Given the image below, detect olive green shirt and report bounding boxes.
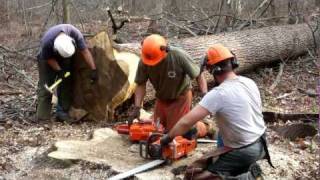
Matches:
[135,46,200,100]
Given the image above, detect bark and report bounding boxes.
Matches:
[73,24,318,121]
[72,32,139,121]
[62,0,70,23]
[115,23,318,73]
[263,111,318,123]
[271,123,317,140]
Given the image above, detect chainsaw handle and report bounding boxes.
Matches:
[139,133,164,160]
[139,141,148,158]
[147,133,163,144]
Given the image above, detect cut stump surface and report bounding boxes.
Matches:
[48,128,212,179]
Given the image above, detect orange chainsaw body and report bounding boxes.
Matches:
[159,136,197,160]
[140,134,197,161]
[115,122,164,142]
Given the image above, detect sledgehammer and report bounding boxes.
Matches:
[44,72,71,94]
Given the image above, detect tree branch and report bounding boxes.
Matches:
[0,44,36,60]
[297,88,318,98]
[214,0,224,33]
[269,63,284,91]
[162,17,198,37]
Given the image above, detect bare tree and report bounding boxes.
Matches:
[62,0,70,23]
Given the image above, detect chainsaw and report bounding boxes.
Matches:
[115,120,165,142]
[108,133,197,180]
[140,133,197,161]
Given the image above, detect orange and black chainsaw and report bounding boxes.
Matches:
[115,120,165,142]
[139,133,197,161]
[109,133,197,180]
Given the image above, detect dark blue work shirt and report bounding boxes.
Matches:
[39,24,86,61]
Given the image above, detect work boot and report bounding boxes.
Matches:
[56,107,82,124]
[56,111,77,124]
[222,163,263,180]
[249,163,263,180]
[30,114,51,124]
[56,104,73,123]
[34,118,50,124]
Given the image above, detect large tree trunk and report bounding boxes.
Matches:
[115,23,318,73]
[72,32,139,121]
[73,24,318,121]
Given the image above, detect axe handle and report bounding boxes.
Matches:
[49,78,63,90]
[48,72,71,90]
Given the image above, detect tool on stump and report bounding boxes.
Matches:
[108,133,197,180]
[140,133,197,161]
[115,119,164,142]
[44,71,71,94]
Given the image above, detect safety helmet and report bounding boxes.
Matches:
[206,44,234,65]
[54,33,75,58]
[141,34,167,66]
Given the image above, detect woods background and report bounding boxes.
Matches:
[0,0,319,179]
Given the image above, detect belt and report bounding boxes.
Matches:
[260,133,275,168]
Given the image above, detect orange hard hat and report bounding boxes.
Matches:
[141,34,167,66]
[206,44,234,65]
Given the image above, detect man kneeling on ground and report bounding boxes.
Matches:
[160,44,274,179]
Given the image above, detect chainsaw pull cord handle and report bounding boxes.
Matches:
[139,141,147,158]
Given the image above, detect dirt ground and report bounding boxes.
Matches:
[0,13,319,180]
[0,51,319,179]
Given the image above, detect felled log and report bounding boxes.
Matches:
[263,111,318,123]
[271,123,317,140]
[73,24,318,121]
[115,23,318,73]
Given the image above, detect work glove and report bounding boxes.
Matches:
[90,69,98,84]
[128,106,141,125]
[160,134,173,147]
[57,70,69,80]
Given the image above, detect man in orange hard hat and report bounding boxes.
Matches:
[196,44,238,147]
[130,34,204,137]
[160,44,273,179]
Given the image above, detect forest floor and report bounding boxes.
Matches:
[0,20,319,179]
[0,52,319,180]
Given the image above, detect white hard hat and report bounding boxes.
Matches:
[54,33,75,58]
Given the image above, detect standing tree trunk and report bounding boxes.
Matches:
[62,0,70,23]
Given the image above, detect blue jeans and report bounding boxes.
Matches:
[208,138,266,176]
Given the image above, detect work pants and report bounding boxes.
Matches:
[154,90,192,131]
[36,58,72,119]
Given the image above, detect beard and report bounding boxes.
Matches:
[213,75,220,87]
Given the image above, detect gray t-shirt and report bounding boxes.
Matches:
[199,76,266,148]
[39,24,87,60]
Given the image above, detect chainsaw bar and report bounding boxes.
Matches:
[108,159,166,180]
[197,139,217,143]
